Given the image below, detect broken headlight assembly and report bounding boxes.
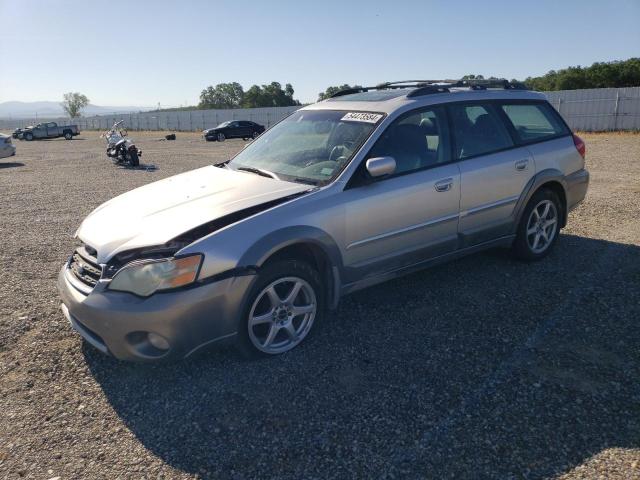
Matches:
[108,254,203,297]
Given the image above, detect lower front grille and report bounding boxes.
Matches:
[69,246,102,288]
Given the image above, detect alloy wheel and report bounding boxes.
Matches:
[526,199,558,254]
[248,276,317,354]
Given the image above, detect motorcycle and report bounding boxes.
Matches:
[101,120,141,167]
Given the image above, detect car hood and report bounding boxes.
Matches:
[77,165,311,263]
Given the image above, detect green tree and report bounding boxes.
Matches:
[524,58,640,91]
[317,84,363,101]
[242,82,300,108]
[61,92,89,118]
[198,82,244,109]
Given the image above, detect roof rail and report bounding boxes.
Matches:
[329,78,527,98]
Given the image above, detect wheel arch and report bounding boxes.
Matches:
[239,226,344,310]
[514,169,569,230]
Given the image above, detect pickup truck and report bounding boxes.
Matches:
[20,122,80,141]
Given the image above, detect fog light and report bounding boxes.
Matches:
[147,332,170,351]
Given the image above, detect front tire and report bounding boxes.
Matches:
[513,189,561,261]
[24,132,33,141]
[128,150,139,167]
[237,260,324,357]
[64,131,72,140]
[217,132,225,142]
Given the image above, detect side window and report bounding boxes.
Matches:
[449,103,513,159]
[501,102,568,142]
[367,107,450,175]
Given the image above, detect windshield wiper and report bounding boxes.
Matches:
[290,177,319,186]
[236,166,278,179]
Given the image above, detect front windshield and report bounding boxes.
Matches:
[217,121,231,128]
[227,110,383,185]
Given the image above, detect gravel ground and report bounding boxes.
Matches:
[0,131,638,479]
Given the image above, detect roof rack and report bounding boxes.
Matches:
[329,78,527,99]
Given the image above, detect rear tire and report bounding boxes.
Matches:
[236,259,324,358]
[64,131,72,140]
[513,189,561,261]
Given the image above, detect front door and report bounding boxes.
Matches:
[342,106,461,284]
[45,123,58,138]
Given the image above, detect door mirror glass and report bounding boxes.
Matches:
[366,156,396,177]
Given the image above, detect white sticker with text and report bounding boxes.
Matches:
[341,112,383,124]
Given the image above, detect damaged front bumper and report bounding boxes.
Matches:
[58,263,255,362]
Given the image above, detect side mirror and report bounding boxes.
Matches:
[366,156,396,178]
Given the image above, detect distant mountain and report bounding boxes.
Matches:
[0,101,152,119]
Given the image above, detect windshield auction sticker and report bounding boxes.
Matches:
[341,112,383,124]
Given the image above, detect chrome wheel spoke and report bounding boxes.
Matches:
[262,325,279,347]
[532,209,540,222]
[541,202,551,220]
[283,323,298,341]
[250,310,274,326]
[292,304,314,316]
[266,286,282,308]
[284,281,302,304]
[527,226,537,236]
[532,234,541,250]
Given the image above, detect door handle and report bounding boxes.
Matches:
[515,159,529,171]
[434,178,453,192]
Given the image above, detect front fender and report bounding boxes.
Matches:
[239,225,343,270]
[239,226,344,309]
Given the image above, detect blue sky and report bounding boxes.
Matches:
[1,0,638,106]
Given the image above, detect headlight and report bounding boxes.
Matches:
[108,254,203,297]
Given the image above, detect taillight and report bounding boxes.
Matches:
[572,133,586,159]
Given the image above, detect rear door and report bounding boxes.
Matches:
[239,121,253,138]
[450,102,536,247]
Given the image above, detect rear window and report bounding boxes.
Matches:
[501,103,568,142]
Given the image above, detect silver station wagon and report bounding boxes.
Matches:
[58,79,589,361]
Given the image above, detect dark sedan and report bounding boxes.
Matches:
[203,120,265,142]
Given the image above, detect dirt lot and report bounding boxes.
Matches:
[0,131,638,479]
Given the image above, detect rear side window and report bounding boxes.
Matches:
[449,104,513,159]
[501,102,568,142]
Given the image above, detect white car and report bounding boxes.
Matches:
[0,134,16,158]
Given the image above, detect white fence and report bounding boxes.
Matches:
[1,87,639,132]
[545,87,640,131]
[0,106,301,132]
